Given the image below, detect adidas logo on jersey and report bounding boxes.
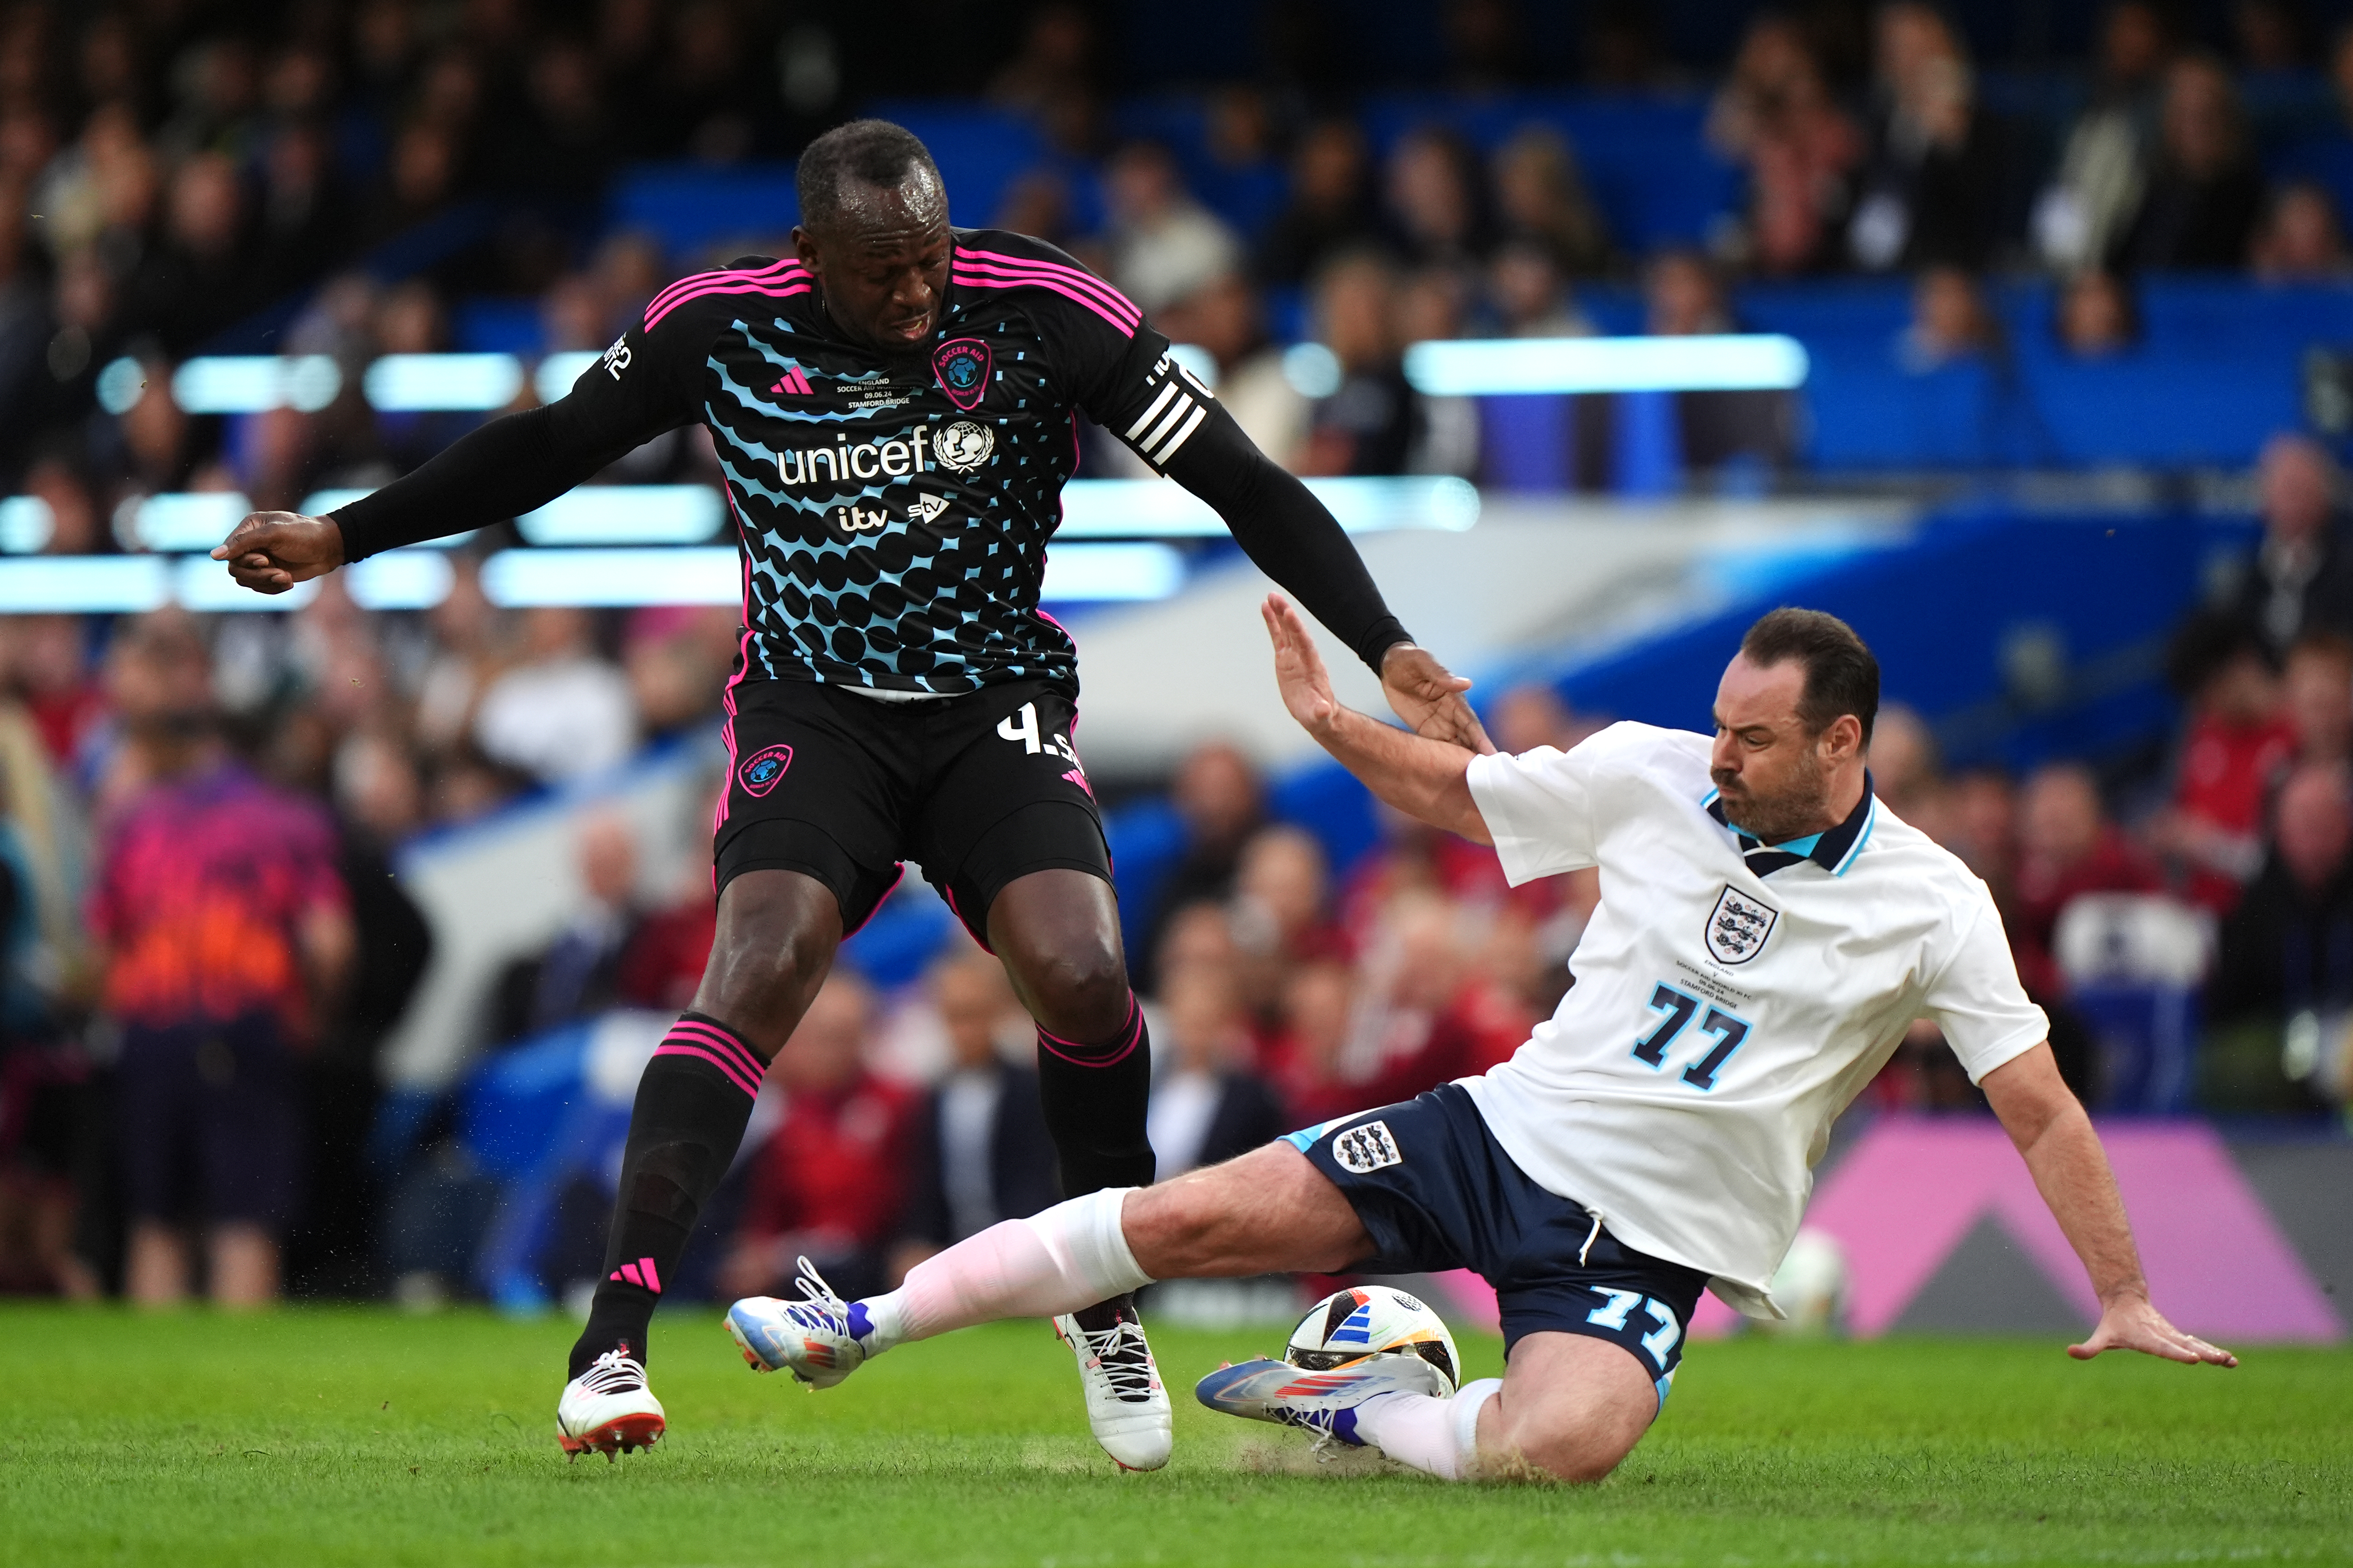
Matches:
[771,365,816,397]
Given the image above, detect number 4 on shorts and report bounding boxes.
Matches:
[997,701,1042,754]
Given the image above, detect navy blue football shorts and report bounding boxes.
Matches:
[1286,1082,1709,1403]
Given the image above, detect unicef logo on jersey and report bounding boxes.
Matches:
[931,338,992,411]
[935,420,995,474]
[1705,885,1779,965]
[737,743,794,798]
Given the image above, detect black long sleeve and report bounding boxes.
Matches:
[329,400,662,561]
[1157,400,1411,673]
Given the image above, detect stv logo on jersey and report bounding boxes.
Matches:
[738,744,793,798]
[932,338,992,411]
[1705,885,1779,965]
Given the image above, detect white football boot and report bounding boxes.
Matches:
[1052,1296,1172,1472]
[1194,1353,1450,1450]
[556,1348,666,1460]
[725,1257,870,1389]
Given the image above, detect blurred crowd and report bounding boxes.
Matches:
[0,0,2351,1310]
[18,2,2353,513]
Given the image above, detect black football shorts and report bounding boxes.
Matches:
[1286,1083,1710,1405]
[713,676,1110,946]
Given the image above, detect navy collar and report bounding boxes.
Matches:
[1705,771,1877,879]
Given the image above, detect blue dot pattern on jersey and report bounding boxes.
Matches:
[699,293,1114,697]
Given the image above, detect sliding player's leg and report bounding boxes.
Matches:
[1193,1085,1701,1483]
[723,1142,1367,1379]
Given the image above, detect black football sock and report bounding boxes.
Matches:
[1036,995,1155,1334]
[568,1013,764,1379]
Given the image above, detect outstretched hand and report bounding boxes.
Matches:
[1380,642,1494,755]
[2069,1295,2236,1368]
[1262,594,1343,737]
[209,512,345,594]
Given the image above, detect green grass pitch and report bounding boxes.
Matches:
[3,1305,2346,1566]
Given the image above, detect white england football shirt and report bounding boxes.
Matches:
[1461,721,2048,1316]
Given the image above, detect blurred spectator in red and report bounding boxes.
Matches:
[1256,117,1380,287]
[721,973,918,1302]
[5,614,101,772]
[1137,740,1263,990]
[1229,823,1345,1047]
[1489,126,1611,279]
[2011,762,2163,999]
[1148,961,1285,1181]
[1350,895,1519,1106]
[1267,959,1358,1124]
[1848,3,2009,272]
[2250,181,2353,282]
[2113,55,2265,272]
[2208,761,2353,1108]
[2151,614,2294,911]
[1099,141,1240,317]
[2054,269,2141,357]
[2283,631,2353,765]
[90,617,353,1307]
[2031,1,2173,273]
[893,952,1056,1272]
[2228,434,2353,659]
[472,606,636,784]
[1709,14,1863,275]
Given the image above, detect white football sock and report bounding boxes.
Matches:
[854,1188,1152,1353]
[1350,1378,1502,1481]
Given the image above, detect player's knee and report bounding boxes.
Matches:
[1489,1396,1647,1485]
[1022,936,1130,1037]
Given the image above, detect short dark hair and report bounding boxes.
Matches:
[1740,607,1880,745]
[795,119,941,234]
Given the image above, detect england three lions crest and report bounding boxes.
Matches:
[1705,885,1779,965]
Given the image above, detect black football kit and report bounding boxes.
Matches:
[333,227,1414,939]
[337,228,1430,1391]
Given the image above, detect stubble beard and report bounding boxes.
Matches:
[1713,747,1830,846]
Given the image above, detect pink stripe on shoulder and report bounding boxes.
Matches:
[951,270,1135,337]
[952,250,1140,324]
[645,278,812,331]
[646,257,802,319]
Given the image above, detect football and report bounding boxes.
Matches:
[1282,1285,1462,1393]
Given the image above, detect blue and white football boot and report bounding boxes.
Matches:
[726,1257,872,1390]
[1195,1354,1451,1449]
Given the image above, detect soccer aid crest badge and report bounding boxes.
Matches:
[738,744,793,798]
[1705,885,1779,965]
[932,339,992,411]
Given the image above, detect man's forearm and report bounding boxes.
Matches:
[331,402,626,562]
[1308,704,1489,843]
[2014,1099,2147,1304]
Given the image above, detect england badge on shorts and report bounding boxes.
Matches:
[1332,1120,1403,1174]
[1705,885,1779,965]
